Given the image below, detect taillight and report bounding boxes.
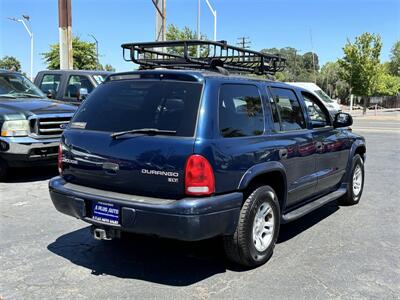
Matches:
[58,143,63,174]
[185,154,215,196]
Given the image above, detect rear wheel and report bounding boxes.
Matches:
[223,185,280,267]
[339,154,364,205]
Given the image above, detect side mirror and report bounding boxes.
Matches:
[333,112,353,128]
[78,88,89,101]
[46,89,56,99]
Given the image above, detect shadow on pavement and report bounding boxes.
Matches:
[278,201,339,243]
[4,166,58,183]
[48,227,228,286]
[47,201,339,286]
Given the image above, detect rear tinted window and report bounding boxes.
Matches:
[71,80,202,137]
[219,84,264,137]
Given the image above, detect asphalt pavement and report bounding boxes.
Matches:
[0,116,399,299]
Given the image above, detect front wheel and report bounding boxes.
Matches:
[223,185,280,267]
[339,154,364,205]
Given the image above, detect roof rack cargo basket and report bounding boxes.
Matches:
[121,40,286,75]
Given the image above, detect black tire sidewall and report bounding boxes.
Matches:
[348,155,364,203]
[0,158,8,180]
[244,186,280,264]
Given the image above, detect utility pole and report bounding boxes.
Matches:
[88,34,99,69]
[237,37,251,49]
[58,0,73,69]
[152,0,166,41]
[8,16,33,80]
[197,0,201,56]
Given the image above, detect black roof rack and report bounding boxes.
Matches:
[121,40,286,75]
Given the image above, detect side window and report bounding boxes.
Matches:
[39,74,61,93]
[301,92,331,128]
[219,84,264,138]
[65,75,94,98]
[269,87,306,132]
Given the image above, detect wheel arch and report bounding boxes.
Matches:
[237,161,287,212]
[342,139,366,185]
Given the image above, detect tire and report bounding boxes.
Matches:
[0,158,8,181]
[339,154,364,206]
[223,185,280,268]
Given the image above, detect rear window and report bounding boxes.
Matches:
[71,80,202,137]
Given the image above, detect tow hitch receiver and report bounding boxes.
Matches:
[91,226,120,240]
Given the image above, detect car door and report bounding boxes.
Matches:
[267,86,318,208]
[300,91,350,195]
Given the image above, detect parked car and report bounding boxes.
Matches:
[0,70,77,179]
[49,41,366,268]
[286,82,341,113]
[34,70,112,105]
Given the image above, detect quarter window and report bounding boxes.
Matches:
[269,87,306,132]
[219,84,264,138]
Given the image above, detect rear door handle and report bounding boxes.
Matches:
[316,142,323,151]
[279,149,288,159]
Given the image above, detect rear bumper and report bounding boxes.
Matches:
[49,177,242,241]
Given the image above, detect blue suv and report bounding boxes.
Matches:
[49,41,366,267]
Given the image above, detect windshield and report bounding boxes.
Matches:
[92,74,107,85]
[0,73,45,98]
[314,90,334,103]
[71,80,202,137]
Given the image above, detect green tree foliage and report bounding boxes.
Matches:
[103,64,115,72]
[374,64,400,96]
[42,36,98,70]
[388,41,400,76]
[0,56,21,71]
[166,24,207,56]
[339,33,382,97]
[261,47,318,82]
[302,51,319,71]
[166,24,198,41]
[339,33,383,112]
[317,61,350,101]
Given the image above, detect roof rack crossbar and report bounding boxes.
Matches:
[121,40,286,75]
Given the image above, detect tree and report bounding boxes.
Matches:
[103,64,115,72]
[317,62,350,102]
[374,64,400,96]
[166,24,207,56]
[388,41,400,76]
[0,56,21,72]
[42,36,98,70]
[260,47,316,82]
[339,32,382,113]
[302,52,319,71]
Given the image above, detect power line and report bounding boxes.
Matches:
[237,37,251,49]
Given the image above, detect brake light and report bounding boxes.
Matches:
[58,143,63,174]
[185,155,215,196]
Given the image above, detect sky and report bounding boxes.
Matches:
[0,0,399,76]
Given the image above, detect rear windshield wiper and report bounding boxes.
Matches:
[111,128,177,139]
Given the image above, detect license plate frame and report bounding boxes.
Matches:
[92,201,120,225]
